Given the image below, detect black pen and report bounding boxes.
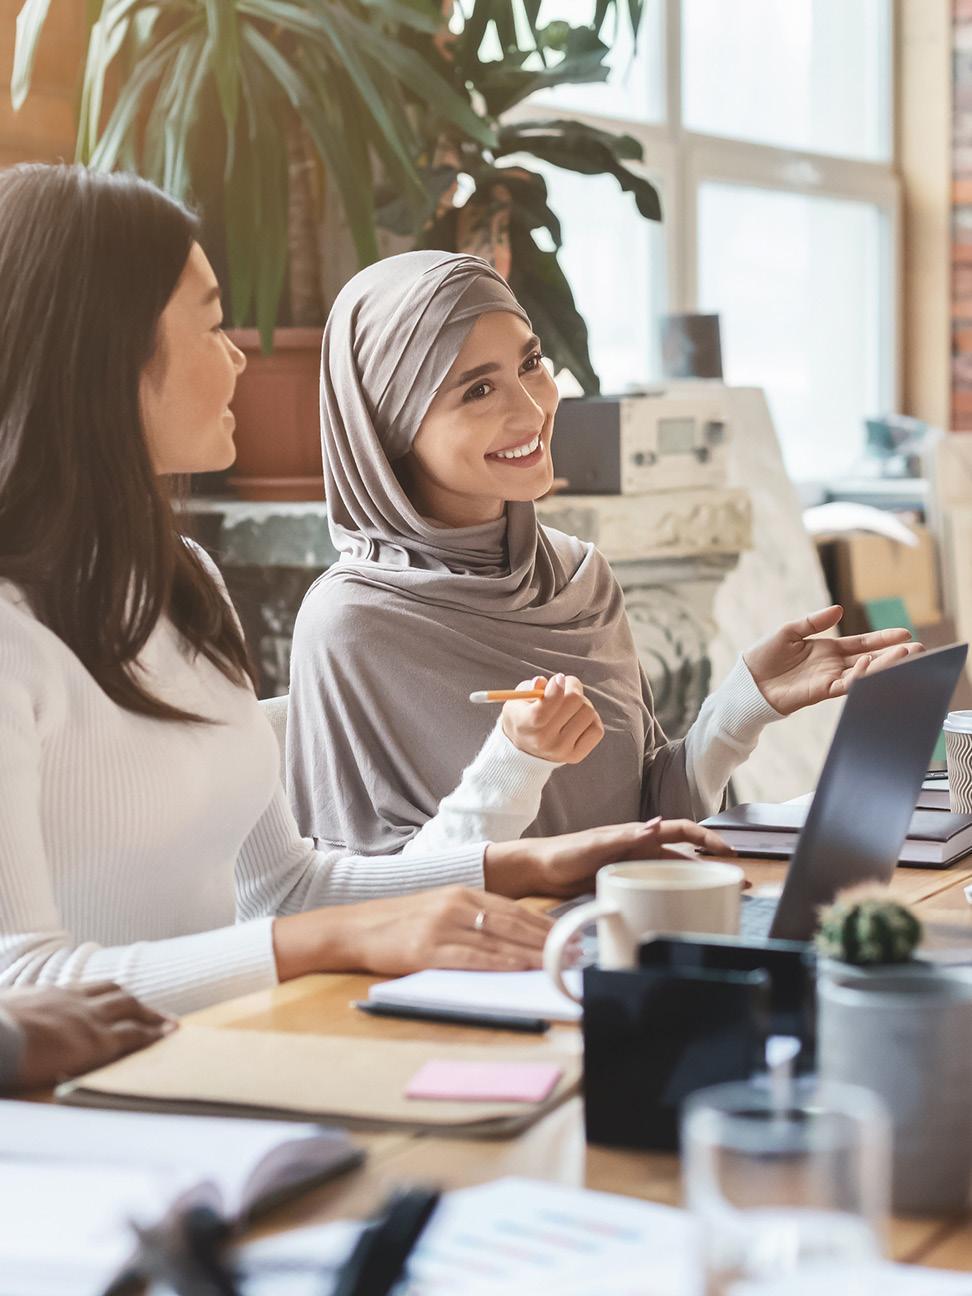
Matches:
[352,999,550,1033]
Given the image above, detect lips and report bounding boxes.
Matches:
[486,432,543,463]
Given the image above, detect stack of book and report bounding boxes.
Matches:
[704,787,972,870]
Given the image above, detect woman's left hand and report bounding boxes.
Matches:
[744,604,923,716]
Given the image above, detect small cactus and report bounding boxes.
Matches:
[815,885,923,966]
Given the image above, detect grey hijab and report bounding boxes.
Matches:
[287,251,694,854]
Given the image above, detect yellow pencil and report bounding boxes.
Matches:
[468,688,546,704]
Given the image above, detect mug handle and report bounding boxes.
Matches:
[543,899,611,1004]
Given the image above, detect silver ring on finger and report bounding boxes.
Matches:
[473,908,488,934]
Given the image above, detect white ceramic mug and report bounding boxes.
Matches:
[544,860,744,1003]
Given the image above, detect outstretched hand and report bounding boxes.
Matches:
[744,605,923,716]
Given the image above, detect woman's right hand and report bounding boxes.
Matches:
[501,674,604,765]
[273,887,553,980]
[2,983,175,1089]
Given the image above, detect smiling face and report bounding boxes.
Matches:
[401,310,559,528]
[139,242,246,476]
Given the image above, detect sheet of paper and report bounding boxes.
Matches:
[369,969,583,1022]
[728,1264,972,1295]
[240,1176,696,1295]
[0,1160,190,1296]
[405,1060,563,1103]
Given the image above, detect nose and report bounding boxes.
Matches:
[227,334,247,376]
[509,375,545,431]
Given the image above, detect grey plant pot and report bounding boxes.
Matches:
[817,965,972,1215]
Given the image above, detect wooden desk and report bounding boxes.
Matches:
[188,857,972,1269]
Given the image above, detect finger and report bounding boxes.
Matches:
[90,990,173,1027]
[556,706,600,750]
[783,605,843,641]
[829,652,871,697]
[653,820,736,855]
[570,720,605,763]
[463,891,553,940]
[104,1021,171,1059]
[836,627,913,654]
[434,944,541,972]
[80,981,124,999]
[543,673,565,701]
[467,910,552,954]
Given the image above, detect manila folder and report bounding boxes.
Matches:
[58,1025,581,1137]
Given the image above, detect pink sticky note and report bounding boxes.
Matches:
[405,1059,563,1103]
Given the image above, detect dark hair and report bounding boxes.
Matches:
[0,164,253,721]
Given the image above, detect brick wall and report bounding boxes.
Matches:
[955,0,972,429]
[0,2,84,166]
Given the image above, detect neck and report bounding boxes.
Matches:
[402,464,504,530]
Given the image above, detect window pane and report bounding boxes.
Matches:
[683,0,891,161]
[525,161,665,392]
[697,182,888,481]
[529,0,664,123]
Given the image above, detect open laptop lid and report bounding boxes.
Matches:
[769,642,968,942]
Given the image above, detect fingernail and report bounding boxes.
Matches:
[162,1019,179,1034]
[644,815,662,829]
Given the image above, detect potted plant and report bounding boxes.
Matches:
[13,0,661,498]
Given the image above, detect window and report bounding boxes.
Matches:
[507,0,898,482]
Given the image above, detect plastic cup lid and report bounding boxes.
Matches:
[944,711,972,735]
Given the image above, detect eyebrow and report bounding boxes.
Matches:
[447,334,542,391]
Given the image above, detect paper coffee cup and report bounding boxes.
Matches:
[944,711,972,813]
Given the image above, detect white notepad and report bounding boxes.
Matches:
[367,968,583,1022]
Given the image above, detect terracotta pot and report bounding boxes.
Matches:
[225,327,324,502]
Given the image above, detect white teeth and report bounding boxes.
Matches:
[492,434,540,461]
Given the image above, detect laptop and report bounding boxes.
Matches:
[741,642,967,942]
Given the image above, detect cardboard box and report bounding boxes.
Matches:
[815,522,942,635]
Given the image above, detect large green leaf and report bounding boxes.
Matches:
[507,218,599,394]
[87,17,203,170]
[295,45,380,265]
[334,6,497,147]
[327,0,442,35]
[292,5,423,188]
[470,164,562,246]
[162,30,211,198]
[11,0,52,111]
[203,0,240,132]
[499,119,662,221]
[473,24,611,116]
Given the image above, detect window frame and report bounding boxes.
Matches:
[506,0,902,478]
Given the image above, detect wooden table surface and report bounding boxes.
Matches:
[189,856,972,1271]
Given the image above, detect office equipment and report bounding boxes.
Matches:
[706,643,967,940]
[582,964,770,1151]
[353,1000,550,1032]
[551,388,730,494]
[58,1025,580,1135]
[638,934,816,1061]
[366,968,582,1023]
[704,802,972,868]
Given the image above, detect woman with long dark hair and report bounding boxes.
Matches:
[0,164,721,1014]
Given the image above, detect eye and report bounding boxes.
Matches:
[210,318,225,334]
[521,350,544,373]
[462,381,493,402]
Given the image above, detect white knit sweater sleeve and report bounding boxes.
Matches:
[401,720,559,854]
[683,656,782,814]
[0,657,278,1015]
[237,784,487,912]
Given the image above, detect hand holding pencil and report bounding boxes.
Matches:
[489,673,605,766]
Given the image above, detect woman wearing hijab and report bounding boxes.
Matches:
[0,166,720,1016]
[287,251,919,859]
